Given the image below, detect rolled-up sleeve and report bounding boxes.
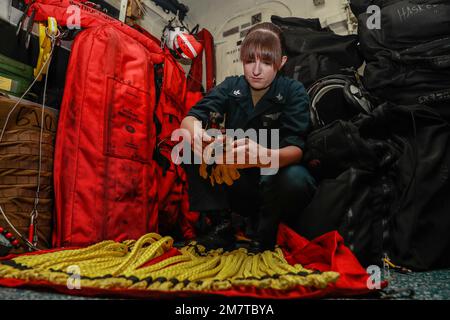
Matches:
[186,77,232,128]
[279,81,310,150]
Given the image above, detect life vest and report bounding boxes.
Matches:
[27,0,198,246]
[25,0,166,247]
[153,49,198,240]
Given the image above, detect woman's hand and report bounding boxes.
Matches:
[180,116,212,160]
[192,128,214,159]
[226,137,272,169]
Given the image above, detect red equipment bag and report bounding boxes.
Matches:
[53,23,163,247]
[156,149,198,240]
[155,50,187,143]
[187,29,216,93]
[154,50,198,239]
[29,0,197,245]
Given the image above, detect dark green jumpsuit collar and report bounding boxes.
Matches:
[226,74,287,124]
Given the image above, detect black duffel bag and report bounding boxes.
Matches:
[270,15,322,30]
[298,102,450,270]
[303,119,395,180]
[271,15,363,88]
[379,103,450,270]
[361,38,450,116]
[349,0,403,17]
[304,99,403,179]
[357,1,450,53]
[292,168,395,267]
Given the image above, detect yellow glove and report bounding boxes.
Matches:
[198,134,240,186]
[198,163,240,186]
[199,162,208,179]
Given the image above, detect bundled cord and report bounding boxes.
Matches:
[0,232,339,292]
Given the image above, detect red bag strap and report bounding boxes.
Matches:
[187,28,216,93]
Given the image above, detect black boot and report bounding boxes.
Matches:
[241,218,276,253]
[195,210,235,251]
[246,239,274,254]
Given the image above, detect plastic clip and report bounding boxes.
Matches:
[34,17,58,81]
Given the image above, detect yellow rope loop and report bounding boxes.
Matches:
[250,254,263,278]
[127,254,191,278]
[230,251,247,278]
[231,250,249,279]
[63,258,123,277]
[182,243,228,258]
[272,275,294,290]
[211,279,232,291]
[261,251,289,275]
[213,254,234,280]
[83,276,133,290]
[0,265,20,278]
[268,248,308,274]
[243,254,256,279]
[128,279,152,290]
[179,243,201,257]
[309,272,340,289]
[24,241,127,270]
[173,256,222,281]
[215,252,246,280]
[188,254,227,282]
[145,257,205,281]
[120,236,174,275]
[36,249,127,272]
[273,247,288,262]
[111,234,169,276]
[256,253,272,277]
[208,248,227,256]
[158,281,176,291]
[13,240,119,267]
[122,239,136,248]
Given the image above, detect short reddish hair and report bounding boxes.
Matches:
[240,22,286,69]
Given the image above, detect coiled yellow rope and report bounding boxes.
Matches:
[0,233,339,292]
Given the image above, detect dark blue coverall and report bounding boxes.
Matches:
[185,74,317,248]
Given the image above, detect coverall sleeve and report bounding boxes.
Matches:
[186,78,232,128]
[279,81,311,150]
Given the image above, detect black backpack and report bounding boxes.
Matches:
[299,103,450,270]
